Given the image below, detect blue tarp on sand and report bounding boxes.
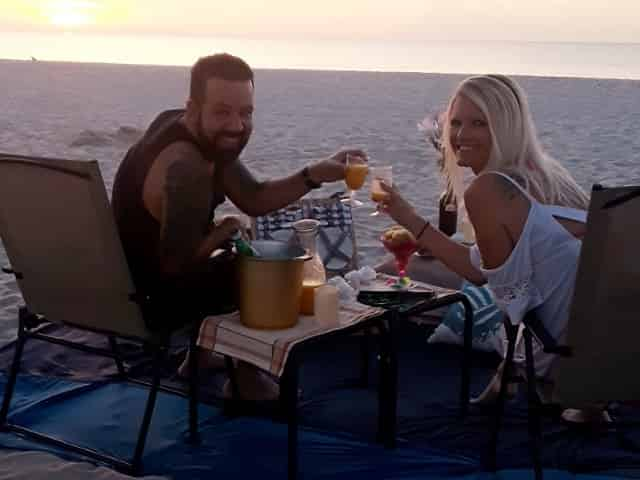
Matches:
[1,320,639,479]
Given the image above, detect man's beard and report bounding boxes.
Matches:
[196,117,250,164]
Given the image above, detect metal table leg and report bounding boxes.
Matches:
[188,325,201,444]
[376,313,398,449]
[460,295,474,418]
[359,328,370,388]
[376,319,388,444]
[484,319,518,471]
[386,312,398,449]
[281,353,299,479]
[524,327,543,480]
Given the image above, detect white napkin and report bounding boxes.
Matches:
[328,266,378,303]
[327,276,358,303]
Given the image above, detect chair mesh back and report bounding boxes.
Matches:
[557,185,640,406]
[0,155,149,340]
[252,196,358,276]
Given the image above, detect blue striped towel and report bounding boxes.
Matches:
[427,281,504,353]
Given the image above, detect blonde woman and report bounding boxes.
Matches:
[381,74,591,410]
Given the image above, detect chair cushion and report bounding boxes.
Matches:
[427,281,504,353]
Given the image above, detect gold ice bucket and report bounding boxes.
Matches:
[237,240,310,329]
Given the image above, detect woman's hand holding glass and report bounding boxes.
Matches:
[369,166,393,216]
[377,181,425,236]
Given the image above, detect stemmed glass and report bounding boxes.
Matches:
[341,154,368,207]
[369,166,393,216]
[381,226,417,289]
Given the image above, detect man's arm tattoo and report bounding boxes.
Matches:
[222,160,265,213]
[160,155,211,271]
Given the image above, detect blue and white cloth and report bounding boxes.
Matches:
[428,281,504,354]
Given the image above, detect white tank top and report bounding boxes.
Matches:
[468,171,586,345]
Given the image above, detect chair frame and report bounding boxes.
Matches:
[482,311,562,480]
[0,153,202,475]
[251,193,359,277]
[467,183,640,480]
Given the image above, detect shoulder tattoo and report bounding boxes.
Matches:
[495,173,521,202]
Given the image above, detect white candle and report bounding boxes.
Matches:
[314,284,339,327]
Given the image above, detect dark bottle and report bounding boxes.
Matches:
[438,189,458,237]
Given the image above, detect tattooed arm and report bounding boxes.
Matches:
[221,160,308,217]
[159,147,240,275]
[465,172,530,271]
[223,149,366,217]
[380,172,528,285]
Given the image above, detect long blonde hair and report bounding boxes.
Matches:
[441,75,588,209]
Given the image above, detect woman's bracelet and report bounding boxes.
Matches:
[415,220,430,241]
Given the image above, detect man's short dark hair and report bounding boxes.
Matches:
[190,53,254,105]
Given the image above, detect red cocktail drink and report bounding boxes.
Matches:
[383,240,417,277]
[381,226,418,288]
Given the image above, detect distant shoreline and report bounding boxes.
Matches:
[1,57,639,82]
[4,30,640,80]
[3,29,640,47]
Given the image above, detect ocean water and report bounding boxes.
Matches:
[1,58,640,338]
[2,32,640,80]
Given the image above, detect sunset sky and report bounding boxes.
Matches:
[2,0,640,43]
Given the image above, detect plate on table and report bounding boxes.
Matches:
[358,274,436,311]
[357,289,436,311]
[361,273,433,292]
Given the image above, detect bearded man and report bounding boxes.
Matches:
[112,53,363,398]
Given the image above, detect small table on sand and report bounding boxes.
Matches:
[196,274,473,479]
[357,274,475,450]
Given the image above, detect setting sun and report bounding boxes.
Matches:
[46,0,97,28]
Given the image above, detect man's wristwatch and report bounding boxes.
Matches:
[301,166,322,190]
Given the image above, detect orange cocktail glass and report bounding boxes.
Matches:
[345,163,369,190]
[342,155,368,207]
[369,165,392,216]
[370,181,389,203]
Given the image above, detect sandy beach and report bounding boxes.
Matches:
[1,59,640,344]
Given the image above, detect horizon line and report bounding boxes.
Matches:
[2,57,639,82]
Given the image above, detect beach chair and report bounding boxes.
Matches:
[252,193,359,277]
[481,183,640,480]
[0,153,202,475]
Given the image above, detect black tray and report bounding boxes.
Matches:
[357,289,436,313]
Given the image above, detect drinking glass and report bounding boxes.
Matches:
[341,154,368,207]
[380,226,417,289]
[369,166,393,216]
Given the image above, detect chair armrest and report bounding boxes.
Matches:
[2,266,23,279]
[523,309,573,357]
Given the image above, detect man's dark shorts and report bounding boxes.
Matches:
[142,253,238,332]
